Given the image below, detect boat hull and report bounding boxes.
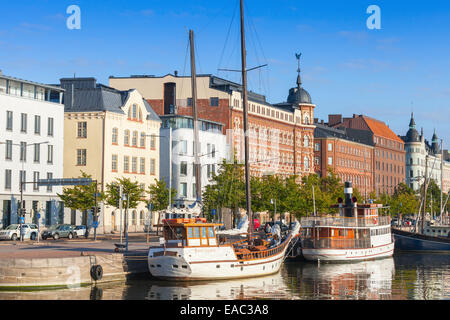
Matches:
[302,242,395,262]
[393,229,450,252]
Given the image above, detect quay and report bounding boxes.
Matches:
[0,233,156,290]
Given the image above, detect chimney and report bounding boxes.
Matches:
[0,69,3,76]
[174,71,178,77]
[344,182,356,218]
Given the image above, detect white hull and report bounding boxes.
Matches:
[148,237,295,281]
[302,241,395,262]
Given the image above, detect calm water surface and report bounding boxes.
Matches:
[1,253,449,300]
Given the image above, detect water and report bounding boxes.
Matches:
[1,253,449,300]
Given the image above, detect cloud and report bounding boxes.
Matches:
[338,30,369,43]
[19,22,51,32]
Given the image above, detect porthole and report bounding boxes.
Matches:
[157,265,162,268]
[182,265,188,269]
[216,265,221,269]
[173,265,179,269]
[150,265,155,268]
[241,267,244,271]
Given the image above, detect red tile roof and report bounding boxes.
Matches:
[362,116,403,143]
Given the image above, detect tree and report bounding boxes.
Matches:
[202,158,245,226]
[104,177,144,210]
[146,178,177,211]
[58,171,103,219]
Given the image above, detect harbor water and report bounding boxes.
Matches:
[0,252,449,300]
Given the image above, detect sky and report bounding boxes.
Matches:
[0,0,449,149]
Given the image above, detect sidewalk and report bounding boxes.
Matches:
[0,234,160,259]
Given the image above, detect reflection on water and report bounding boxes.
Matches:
[1,253,449,300]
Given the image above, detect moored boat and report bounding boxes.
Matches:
[148,218,300,281]
[300,182,395,262]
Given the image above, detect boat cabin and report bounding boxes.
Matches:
[159,218,223,248]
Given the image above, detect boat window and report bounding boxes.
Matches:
[193,227,200,238]
[188,227,193,238]
[208,227,215,238]
[201,227,207,238]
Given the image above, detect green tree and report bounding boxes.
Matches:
[147,178,177,211]
[202,157,245,226]
[58,171,103,217]
[104,177,144,210]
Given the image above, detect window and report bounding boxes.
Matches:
[46,173,53,192]
[315,143,320,152]
[187,98,193,107]
[6,111,13,131]
[112,155,118,172]
[20,142,27,162]
[21,113,27,133]
[179,140,188,155]
[328,143,333,152]
[140,158,145,174]
[77,149,86,166]
[77,121,86,138]
[5,169,12,190]
[5,140,13,160]
[47,145,53,164]
[304,135,310,148]
[33,172,40,191]
[180,183,187,197]
[150,159,156,175]
[304,157,310,170]
[48,118,54,137]
[34,143,40,163]
[150,135,156,149]
[124,156,130,172]
[19,171,26,191]
[34,115,41,135]
[124,130,130,146]
[132,157,138,173]
[112,128,118,144]
[180,161,187,176]
[140,132,146,148]
[132,131,138,147]
[210,97,219,107]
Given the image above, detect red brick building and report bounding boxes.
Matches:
[328,114,406,196]
[314,123,375,199]
[109,70,317,178]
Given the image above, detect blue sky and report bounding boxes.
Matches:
[1,0,449,148]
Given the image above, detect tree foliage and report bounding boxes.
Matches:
[104,177,144,209]
[58,171,103,212]
[147,178,177,211]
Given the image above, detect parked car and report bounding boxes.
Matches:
[42,224,75,240]
[0,224,39,241]
[73,225,87,238]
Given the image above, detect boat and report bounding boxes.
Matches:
[148,217,300,280]
[299,182,395,262]
[148,2,301,280]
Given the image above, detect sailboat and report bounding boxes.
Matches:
[147,0,300,281]
[393,144,450,252]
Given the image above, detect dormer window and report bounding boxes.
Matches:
[128,104,143,122]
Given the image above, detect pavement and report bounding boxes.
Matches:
[0,232,161,259]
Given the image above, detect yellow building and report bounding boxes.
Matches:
[60,78,161,234]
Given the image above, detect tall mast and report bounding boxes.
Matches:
[240,0,253,241]
[440,139,444,220]
[189,30,202,205]
[422,155,429,234]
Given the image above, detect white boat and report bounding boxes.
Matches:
[300,182,395,262]
[148,218,300,281]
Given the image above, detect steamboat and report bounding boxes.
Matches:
[300,182,395,262]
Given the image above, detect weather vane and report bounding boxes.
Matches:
[295,53,302,73]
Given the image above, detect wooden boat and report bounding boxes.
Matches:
[300,182,395,262]
[148,218,300,280]
[392,227,450,252]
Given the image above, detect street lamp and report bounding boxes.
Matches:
[1,141,49,242]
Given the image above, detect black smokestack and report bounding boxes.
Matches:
[344,182,354,217]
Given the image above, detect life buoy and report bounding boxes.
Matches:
[90,265,103,281]
[373,217,378,224]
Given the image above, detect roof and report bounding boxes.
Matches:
[0,73,64,92]
[362,116,404,143]
[314,124,374,147]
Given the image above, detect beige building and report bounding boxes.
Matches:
[60,78,161,234]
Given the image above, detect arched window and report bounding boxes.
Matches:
[304,114,310,125]
[132,104,137,119]
[138,109,142,121]
[304,157,310,171]
[140,211,145,225]
[132,210,137,226]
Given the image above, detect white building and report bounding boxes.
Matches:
[159,115,229,207]
[0,71,65,229]
[403,113,449,193]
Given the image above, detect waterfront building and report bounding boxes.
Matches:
[159,115,228,207]
[313,122,375,199]
[59,78,161,233]
[109,60,316,180]
[0,71,65,229]
[401,113,450,194]
[328,114,406,196]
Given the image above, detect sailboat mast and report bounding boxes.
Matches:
[422,155,429,234]
[240,0,253,241]
[189,30,202,205]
